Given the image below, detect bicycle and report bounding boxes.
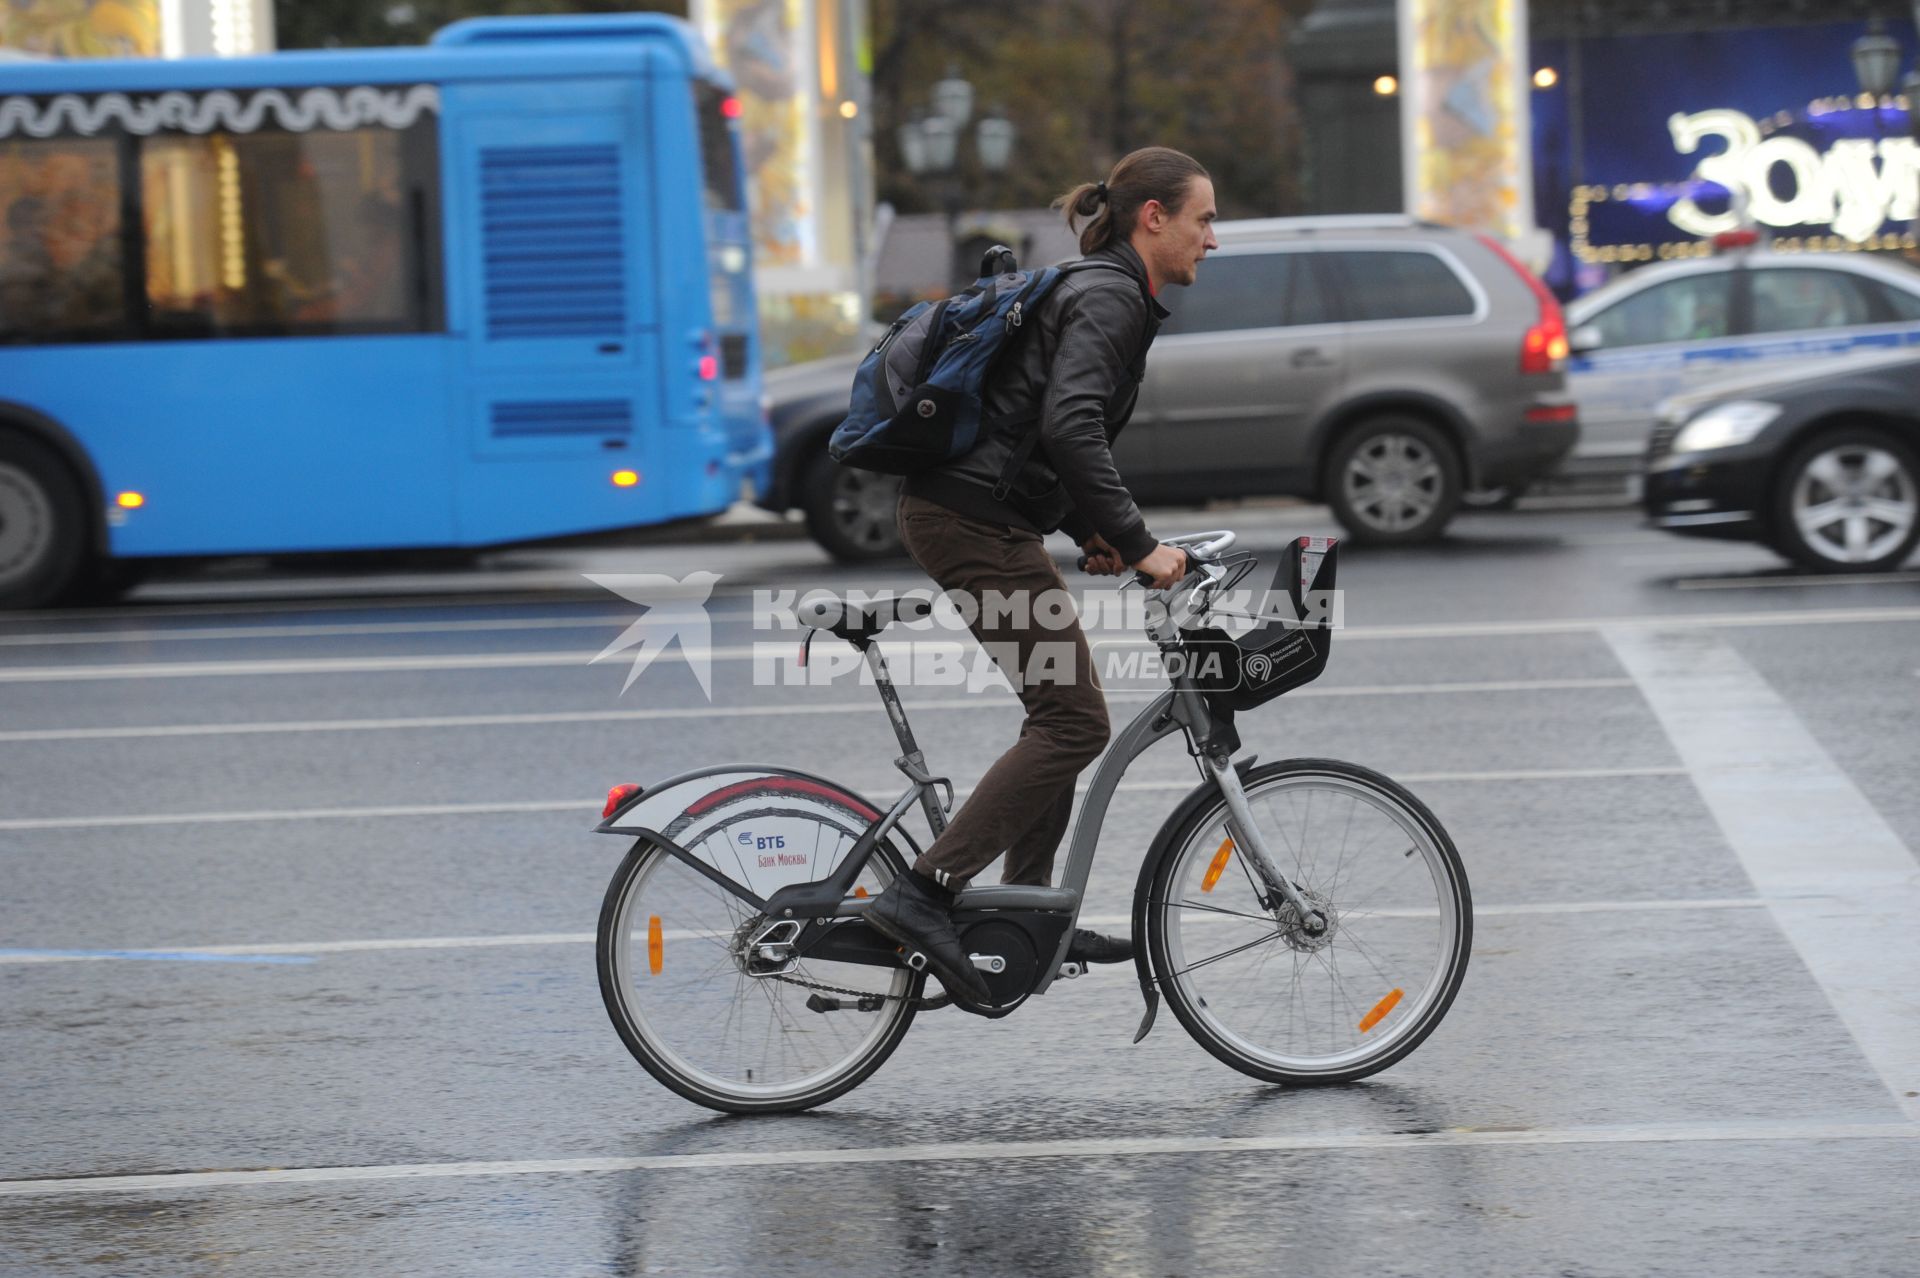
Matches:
[593,530,1472,1113]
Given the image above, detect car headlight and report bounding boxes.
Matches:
[1671,401,1782,454]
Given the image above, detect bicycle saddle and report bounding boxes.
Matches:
[797,593,932,643]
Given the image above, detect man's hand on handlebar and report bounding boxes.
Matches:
[1078,534,1128,577]
[1133,543,1189,591]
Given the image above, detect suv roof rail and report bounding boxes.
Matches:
[1218,214,1443,235]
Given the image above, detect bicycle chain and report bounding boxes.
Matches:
[763,966,950,1009]
[732,915,949,1007]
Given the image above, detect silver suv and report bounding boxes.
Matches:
[763,215,1578,556]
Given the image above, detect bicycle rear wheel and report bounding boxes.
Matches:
[597,783,919,1113]
[1144,758,1470,1085]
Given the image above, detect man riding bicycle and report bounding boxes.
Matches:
[863,146,1220,1003]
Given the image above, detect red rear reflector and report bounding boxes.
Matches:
[698,354,719,381]
[721,96,742,119]
[603,783,642,819]
[1478,233,1567,375]
[1525,403,1578,424]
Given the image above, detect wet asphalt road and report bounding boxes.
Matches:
[2,501,1918,1277]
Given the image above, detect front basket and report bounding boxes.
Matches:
[1185,536,1338,713]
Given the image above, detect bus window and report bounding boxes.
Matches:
[141,110,440,337]
[0,136,125,342]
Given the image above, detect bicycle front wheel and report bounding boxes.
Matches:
[597,785,919,1114]
[1145,758,1470,1085]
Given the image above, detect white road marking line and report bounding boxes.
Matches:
[0,799,595,832]
[0,767,1687,832]
[0,614,641,647]
[1675,572,1920,591]
[2,606,1915,683]
[0,898,1769,966]
[1,1121,1911,1197]
[1606,627,1920,1124]
[0,679,1635,744]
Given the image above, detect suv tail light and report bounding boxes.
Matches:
[1477,234,1567,375]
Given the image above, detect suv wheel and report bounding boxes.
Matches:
[1771,427,1920,573]
[801,448,905,562]
[1326,415,1462,544]
[0,433,86,609]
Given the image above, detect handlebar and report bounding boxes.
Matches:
[1075,529,1237,590]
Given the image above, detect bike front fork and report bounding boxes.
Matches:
[1202,754,1328,935]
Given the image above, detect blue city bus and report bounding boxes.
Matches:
[0,14,770,607]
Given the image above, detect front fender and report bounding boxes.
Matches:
[1127,757,1260,1042]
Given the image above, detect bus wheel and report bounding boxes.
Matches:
[0,434,87,610]
[801,449,905,562]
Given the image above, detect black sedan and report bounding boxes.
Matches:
[1642,350,1920,572]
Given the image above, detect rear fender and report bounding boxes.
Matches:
[597,764,916,907]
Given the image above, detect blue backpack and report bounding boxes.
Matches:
[829,248,1112,478]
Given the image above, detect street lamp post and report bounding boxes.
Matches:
[896,68,1014,288]
[1854,17,1920,254]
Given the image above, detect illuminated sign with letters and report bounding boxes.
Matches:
[1532,21,1920,289]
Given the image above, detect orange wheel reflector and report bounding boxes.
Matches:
[647,915,664,975]
[1201,837,1235,893]
[1358,988,1404,1033]
[854,886,869,898]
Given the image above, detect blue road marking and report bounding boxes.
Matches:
[0,949,315,964]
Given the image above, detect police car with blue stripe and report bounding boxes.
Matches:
[1563,238,1920,485]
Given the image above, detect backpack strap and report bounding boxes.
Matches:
[988,261,1141,502]
[990,419,1043,502]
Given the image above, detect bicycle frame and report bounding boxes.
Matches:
[598,540,1326,1000]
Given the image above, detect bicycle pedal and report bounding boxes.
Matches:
[897,947,929,973]
[1055,961,1087,980]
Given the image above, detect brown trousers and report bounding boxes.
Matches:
[896,493,1111,887]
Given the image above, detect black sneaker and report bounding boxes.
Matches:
[863,872,992,1003]
[1065,928,1133,964]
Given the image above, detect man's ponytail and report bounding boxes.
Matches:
[1052,148,1208,256]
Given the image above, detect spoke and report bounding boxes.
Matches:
[1337,926,1413,994]
[1797,497,1850,531]
[1166,928,1287,980]
[1806,452,1849,492]
[1845,514,1872,560]
[1860,449,1901,486]
[1864,497,1914,528]
[1160,897,1281,924]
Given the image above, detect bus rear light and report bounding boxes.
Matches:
[116,491,145,509]
[603,783,643,818]
[721,96,742,119]
[698,354,719,381]
[1477,234,1568,375]
[611,469,640,488]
